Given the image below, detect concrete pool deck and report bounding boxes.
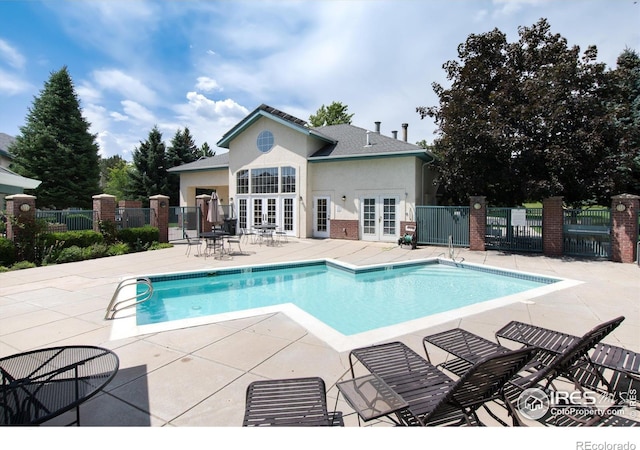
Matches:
[0,237,638,429]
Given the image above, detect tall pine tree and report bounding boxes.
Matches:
[129,126,169,206]
[9,66,100,209]
[166,127,198,205]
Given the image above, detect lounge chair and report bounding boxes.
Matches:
[495,317,638,404]
[242,377,343,426]
[424,316,625,393]
[348,341,538,426]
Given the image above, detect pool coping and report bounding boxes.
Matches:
[108,257,582,352]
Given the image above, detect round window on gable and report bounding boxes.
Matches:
[256,130,274,153]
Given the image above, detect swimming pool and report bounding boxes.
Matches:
[109,258,580,351]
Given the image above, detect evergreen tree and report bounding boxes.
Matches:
[99,155,126,190]
[9,66,100,209]
[129,126,169,206]
[166,127,198,205]
[309,101,354,127]
[199,141,215,158]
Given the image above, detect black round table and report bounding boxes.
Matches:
[0,345,119,426]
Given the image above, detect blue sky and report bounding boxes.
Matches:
[0,0,638,160]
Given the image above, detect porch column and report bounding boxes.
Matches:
[610,194,640,263]
[150,195,170,243]
[469,196,486,251]
[543,196,564,257]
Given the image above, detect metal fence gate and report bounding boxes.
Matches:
[485,207,543,253]
[563,208,611,258]
[168,206,200,242]
[415,206,470,247]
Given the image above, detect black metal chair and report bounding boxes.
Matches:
[349,341,538,426]
[242,377,343,426]
[183,233,202,257]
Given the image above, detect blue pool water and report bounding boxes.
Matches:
[137,261,557,336]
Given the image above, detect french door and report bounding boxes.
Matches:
[239,197,295,235]
[360,195,399,241]
[313,196,330,238]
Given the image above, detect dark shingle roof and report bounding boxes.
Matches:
[310,124,433,161]
[167,152,229,173]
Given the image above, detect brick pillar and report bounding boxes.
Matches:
[93,194,116,232]
[610,194,640,263]
[469,196,486,251]
[5,194,36,241]
[150,195,170,243]
[543,196,564,257]
[196,194,211,233]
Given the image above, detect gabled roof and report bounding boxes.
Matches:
[216,104,335,149]
[309,124,435,162]
[167,152,229,173]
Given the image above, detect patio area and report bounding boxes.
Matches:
[1,237,638,435]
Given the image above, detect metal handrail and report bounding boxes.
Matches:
[104,277,153,320]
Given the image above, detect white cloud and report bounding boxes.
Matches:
[110,112,129,122]
[92,69,157,105]
[0,69,32,95]
[195,76,222,93]
[121,100,156,125]
[0,39,26,69]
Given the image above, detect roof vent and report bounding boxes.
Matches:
[402,123,408,142]
[392,130,398,139]
[374,121,381,133]
[365,131,372,147]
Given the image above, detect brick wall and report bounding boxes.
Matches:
[469,196,486,251]
[329,219,359,240]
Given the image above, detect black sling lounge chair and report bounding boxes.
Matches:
[348,341,538,426]
[242,377,343,426]
[495,317,638,404]
[424,317,626,392]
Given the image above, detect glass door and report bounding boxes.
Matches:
[313,196,330,238]
[360,196,399,241]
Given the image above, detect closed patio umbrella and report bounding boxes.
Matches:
[207,192,224,225]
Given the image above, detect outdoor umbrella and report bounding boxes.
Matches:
[207,192,224,225]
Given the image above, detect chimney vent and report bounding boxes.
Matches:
[374,121,381,133]
[402,123,408,142]
[365,131,371,147]
[392,130,398,139]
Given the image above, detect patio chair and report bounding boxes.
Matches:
[425,317,625,393]
[242,377,343,426]
[494,317,637,403]
[184,233,202,257]
[348,341,538,426]
[225,234,243,255]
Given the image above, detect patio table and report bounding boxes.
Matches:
[0,346,119,426]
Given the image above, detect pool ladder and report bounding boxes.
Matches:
[104,277,153,320]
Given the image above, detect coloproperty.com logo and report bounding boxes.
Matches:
[516,387,637,421]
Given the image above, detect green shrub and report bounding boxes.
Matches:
[0,265,9,273]
[82,243,109,260]
[117,226,159,250]
[0,237,16,266]
[9,261,37,270]
[107,243,130,256]
[41,230,104,249]
[54,246,86,264]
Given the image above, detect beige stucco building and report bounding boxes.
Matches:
[168,104,438,242]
